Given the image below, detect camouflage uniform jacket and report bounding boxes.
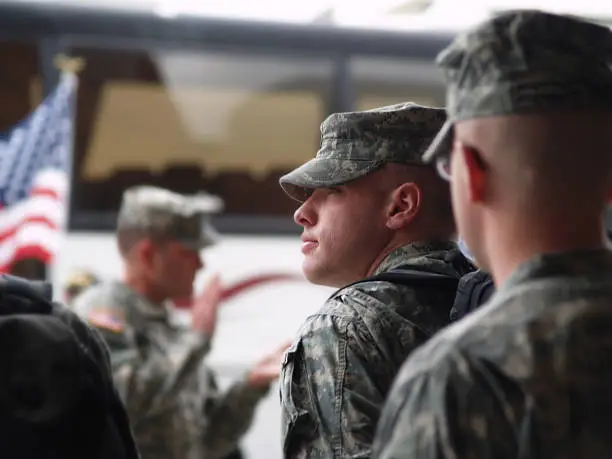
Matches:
[279,242,473,458]
[73,281,268,459]
[373,249,612,459]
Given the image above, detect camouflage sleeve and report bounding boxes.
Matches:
[73,290,212,427]
[199,378,269,458]
[372,350,520,459]
[280,305,407,459]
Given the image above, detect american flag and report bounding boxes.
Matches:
[0,72,77,272]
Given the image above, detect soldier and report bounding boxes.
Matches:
[277,103,474,458]
[372,10,612,458]
[0,274,140,459]
[73,185,287,459]
[63,268,100,305]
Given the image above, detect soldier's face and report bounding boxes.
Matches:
[150,241,203,298]
[293,176,390,287]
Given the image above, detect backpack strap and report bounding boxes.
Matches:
[450,270,495,322]
[330,264,460,300]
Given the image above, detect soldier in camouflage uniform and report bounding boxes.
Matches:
[73,185,287,459]
[63,268,100,305]
[373,10,612,459]
[277,103,474,458]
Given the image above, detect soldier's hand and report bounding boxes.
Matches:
[191,273,223,337]
[245,341,291,389]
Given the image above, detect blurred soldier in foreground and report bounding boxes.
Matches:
[0,275,140,459]
[278,103,474,458]
[73,186,287,459]
[373,10,612,459]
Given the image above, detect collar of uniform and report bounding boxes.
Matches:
[499,248,612,293]
[373,241,460,276]
[116,282,170,322]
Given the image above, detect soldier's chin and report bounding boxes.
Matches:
[173,287,195,303]
[302,261,320,284]
[302,260,333,287]
[173,297,193,309]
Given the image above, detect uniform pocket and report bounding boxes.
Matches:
[280,339,317,456]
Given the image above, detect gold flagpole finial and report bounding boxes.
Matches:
[53,54,86,74]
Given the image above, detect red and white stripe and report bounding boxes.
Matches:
[0,169,68,272]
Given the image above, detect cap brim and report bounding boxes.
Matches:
[179,221,220,251]
[188,193,224,214]
[422,120,454,164]
[279,157,380,202]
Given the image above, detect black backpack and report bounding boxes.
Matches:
[0,274,139,459]
[334,265,493,325]
[449,269,495,322]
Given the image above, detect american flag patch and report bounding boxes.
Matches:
[87,308,125,333]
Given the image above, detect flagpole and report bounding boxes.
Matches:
[53,54,86,76]
[48,54,84,289]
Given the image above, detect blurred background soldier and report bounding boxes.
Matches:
[73,185,287,459]
[63,268,101,306]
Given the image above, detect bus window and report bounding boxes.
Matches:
[350,57,445,111]
[0,41,41,131]
[70,47,333,227]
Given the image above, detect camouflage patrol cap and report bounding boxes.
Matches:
[279,102,446,202]
[117,186,224,251]
[423,9,612,163]
[64,269,100,298]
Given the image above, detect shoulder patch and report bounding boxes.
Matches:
[87,307,125,333]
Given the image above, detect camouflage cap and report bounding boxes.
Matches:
[64,269,100,291]
[117,186,224,251]
[279,102,446,202]
[64,268,100,302]
[423,9,612,163]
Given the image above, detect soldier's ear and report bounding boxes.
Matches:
[135,238,157,269]
[386,182,421,230]
[458,142,487,203]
